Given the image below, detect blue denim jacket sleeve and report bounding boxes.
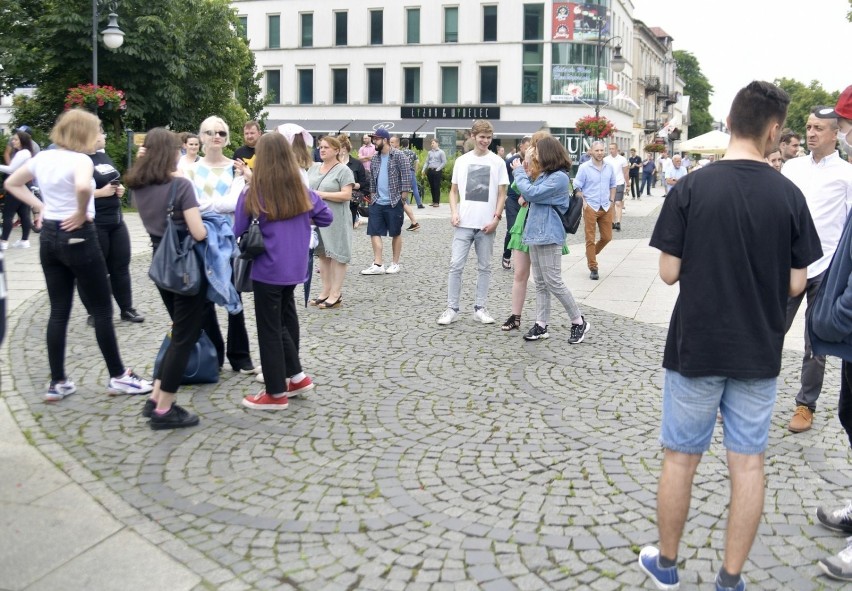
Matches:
[515,169,570,246]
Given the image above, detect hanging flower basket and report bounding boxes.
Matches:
[643,143,665,153]
[575,115,616,139]
[64,84,127,112]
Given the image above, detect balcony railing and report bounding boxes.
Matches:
[642,76,660,94]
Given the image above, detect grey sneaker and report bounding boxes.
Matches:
[818,500,852,533]
[819,536,852,581]
[45,380,77,402]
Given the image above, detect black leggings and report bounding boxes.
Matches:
[95,220,134,312]
[1,194,31,241]
[157,285,208,393]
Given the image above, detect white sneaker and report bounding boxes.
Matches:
[0,241,7,251]
[256,372,265,383]
[12,240,30,249]
[361,263,386,275]
[437,308,459,325]
[45,379,77,402]
[108,369,154,396]
[473,308,495,324]
[386,263,400,274]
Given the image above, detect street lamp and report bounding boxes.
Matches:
[92,1,125,88]
[578,8,626,118]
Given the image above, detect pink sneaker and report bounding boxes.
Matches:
[287,375,315,397]
[242,391,289,410]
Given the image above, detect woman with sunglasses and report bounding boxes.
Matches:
[183,116,258,375]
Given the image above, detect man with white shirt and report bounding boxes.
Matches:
[782,105,852,433]
[665,155,688,190]
[603,143,629,231]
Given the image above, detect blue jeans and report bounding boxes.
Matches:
[640,172,653,195]
[660,369,777,455]
[409,170,422,207]
[40,221,124,381]
[446,227,495,310]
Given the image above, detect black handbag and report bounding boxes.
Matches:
[552,184,583,235]
[153,329,219,385]
[233,255,253,293]
[239,217,265,259]
[148,181,202,295]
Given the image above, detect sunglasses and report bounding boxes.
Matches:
[204,130,228,138]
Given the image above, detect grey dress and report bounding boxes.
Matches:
[308,163,355,264]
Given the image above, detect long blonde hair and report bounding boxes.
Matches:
[245,133,312,221]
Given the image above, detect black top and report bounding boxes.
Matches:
[345,157,369,196]
[628,155,642,177]
[90,151,122,225]
[650,160,822,379]
[506,154,522,199]
[233,145,256,168]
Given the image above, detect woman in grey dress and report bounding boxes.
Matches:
[307,136,355,309]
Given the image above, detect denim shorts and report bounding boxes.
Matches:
[660,369,777,455]
[366,202,404,237]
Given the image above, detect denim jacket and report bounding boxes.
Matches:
[196,212,242,315]
[514,168,570,246]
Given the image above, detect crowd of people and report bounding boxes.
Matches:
[5,81,852,587]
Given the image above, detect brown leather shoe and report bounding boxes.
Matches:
[788,405,814,433]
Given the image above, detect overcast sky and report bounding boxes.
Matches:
[633,0,851,122]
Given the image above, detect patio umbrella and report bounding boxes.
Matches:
[678,130,731,155]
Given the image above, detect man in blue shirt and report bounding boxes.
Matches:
[573,140,616,280]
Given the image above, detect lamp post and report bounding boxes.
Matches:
[577,8,626,118]
[92,0,125,88]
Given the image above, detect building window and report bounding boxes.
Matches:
[334,11,347,46]
[483,5,497,42]
[406,8,420,44]
[237,16,247,40]
[523,4,544,40]
[522,43,543,103]
[332,69,348,105]
[367,68,383,104]
[300,13,313,48]
[268,15,280,49]
[444,7,458,43]
[370,10,383,45]
[266,70,280,104]
[403,67,420,104]
[298,69,313,105]
[441,66,458,104]
[480,66,497,103]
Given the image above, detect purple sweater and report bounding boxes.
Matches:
[234,189,332,286]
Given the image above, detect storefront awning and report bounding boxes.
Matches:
[491,120,548,136]
[265,119,352,135]
[339,119,429,135]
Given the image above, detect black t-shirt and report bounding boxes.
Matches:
[650,160,822,379]
[90,151,122,223]
[233,145,256,168]
[628,155,642,177]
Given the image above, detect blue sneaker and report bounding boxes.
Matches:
[715,573,746,591]
[638,546,679,590]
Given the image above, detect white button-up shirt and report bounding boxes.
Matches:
[782,151,852,278]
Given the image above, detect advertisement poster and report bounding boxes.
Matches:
[550,64,603,103]
[551,2,609,42]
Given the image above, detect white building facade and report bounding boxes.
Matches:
[232,0,687,160]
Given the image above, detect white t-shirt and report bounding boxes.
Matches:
[26,150,96,221]
[782,150,852,278]
[451,150,509,229]
[603,154,628,186]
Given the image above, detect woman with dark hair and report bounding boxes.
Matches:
[0,130,35,249]
[337,134,368,228]
[177,133,201,175]
[511,136,589,344]
[235,133,332,409]
[125,128,208,429]
[3,110,153,401]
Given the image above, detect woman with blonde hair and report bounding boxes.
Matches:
[3,110,153,401]
[235,133,332,409]
[307,135,355,309]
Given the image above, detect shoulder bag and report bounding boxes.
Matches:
[552,180,583,235]
[153,329,219,385]
[148,181,202,295]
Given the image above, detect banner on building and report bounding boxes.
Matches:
[551,2,609,42]
[550,64,606,104]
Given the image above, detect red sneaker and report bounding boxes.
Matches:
[242,391,289,410]
[287,375,315,397]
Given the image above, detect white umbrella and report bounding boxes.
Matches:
[678,130,730,155]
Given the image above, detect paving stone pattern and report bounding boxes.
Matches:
[6,213,852,590]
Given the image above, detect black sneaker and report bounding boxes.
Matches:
[142,398,156,418]
[523,323,549,341]
[120,308,145,323]
[590,269,599,280]
[149,404,200,430]
[568,317,590,344]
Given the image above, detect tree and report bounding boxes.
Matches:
[673,50,714,136]
[1,0,266,141]
[774,78,839,136]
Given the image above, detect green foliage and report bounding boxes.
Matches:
[673,50,714,136]
[774,78,840,137]
[104,132,131,177]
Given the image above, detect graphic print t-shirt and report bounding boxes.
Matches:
[451,151,509,229]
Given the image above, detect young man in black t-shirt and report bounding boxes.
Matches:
[232,120,260,170]
[638,81,822,591]
[628,148,642,198]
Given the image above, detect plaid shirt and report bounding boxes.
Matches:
[369,148,411,207]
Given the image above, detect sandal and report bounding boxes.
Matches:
[501,314,521,331]
[309,297,328,307]
[318,296,342,309]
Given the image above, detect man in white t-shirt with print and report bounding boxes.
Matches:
[603,143,629,231]
[437,120,509,326]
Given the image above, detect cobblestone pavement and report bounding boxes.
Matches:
[4,211,852,591]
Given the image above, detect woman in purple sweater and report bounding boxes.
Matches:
[234,133,332,410]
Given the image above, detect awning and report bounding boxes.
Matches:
[421,119,475,135]
[339,119,429,135]
[265,119,351,134]
[491,120,547,137]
